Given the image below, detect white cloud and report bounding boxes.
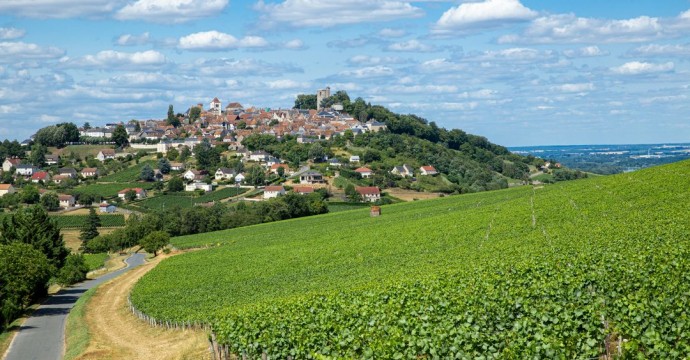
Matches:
[348,55,405,66]
[499,14,664,44]
[266,79,310,90]
[563,46,609,58]
[116,32,151,46]
[0,0,122,18]
[182,58,303,77]
[0,42,64,61]
[284,39,306,49]
[628,43,690,57]
[115,0,228,23]
[387,39,434,52]
[552,83,595,93]
[178,31,268,50]
[254,0,423,28]
[0,27,25,40]
[435,0,536,33]
[340,66,395,78]
[378,28,406,38]
[383,84,459,94]
[61,50,167,69]
[611,61,674,75]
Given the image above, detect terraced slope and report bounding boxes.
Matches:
[131,160,690,358]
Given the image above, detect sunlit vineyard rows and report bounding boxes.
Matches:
[131,160,690,358]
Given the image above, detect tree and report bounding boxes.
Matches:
[157,158,171,174]
[189,107,201,122]
[139,231,169,256]
[167,177,184,192]
[21,185,40,204]
[112,125,128,148]
[0,205,69,269]
[276,166,285,178]
[345,184,361,202]
[308,143,325,162]
[55,254,89,286]
[77,193,95,207]
[166,147,179,161]
[0,242,52,327]
[167,105,180,127]
[293,94,317,110]
[236,121,247,130]
[140,164,155,181]
[30,144,47,167]
[179,146,191,161]
[246,165,265,187]
[79,207,100,249]
[82,122,91,130]
[40,192,60,211]
[195,140,220,171]
[125,189,137,202]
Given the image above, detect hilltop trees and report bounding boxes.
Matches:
[189,107,201,122]
[79,207,100,250]
[112,124,129,147]
[293,94,317,110]
[167,105,180,127]
[33,122,80,147]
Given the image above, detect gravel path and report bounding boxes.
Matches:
[3,253,146,360]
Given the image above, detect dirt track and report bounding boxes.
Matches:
[74,255,210,360]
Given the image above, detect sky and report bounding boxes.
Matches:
[1,1,690,147]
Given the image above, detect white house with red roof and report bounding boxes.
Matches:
[0,184,16,196]
[292,186,314,195]
[58,194,75,208]
[117,188,147,200]
[420,165,438,176]
[355,167,374,178]
[356,186,380,202]
[2,157,21,172]
[81,167,99,178]
[264,185,285,199]
[31,171,51,183]
[96,149,115,162]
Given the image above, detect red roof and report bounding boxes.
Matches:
[118,187,145,194]
[355,167,372,173]
[270,163,289,170]
[421,165,437,172]
[58,194,74,201]
[265,186,285,192]
[31,171,49,180]
[356,186,380,195]
[5,158,21,165]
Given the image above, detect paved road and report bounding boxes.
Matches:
[4,253,146,360]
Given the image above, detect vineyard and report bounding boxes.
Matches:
[97,160,156,183]
[133,187,248,210]
[130,160,690,358]
[69,182,155,198]
[53,214,126,228]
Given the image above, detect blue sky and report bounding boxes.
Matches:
[1,0,690,146]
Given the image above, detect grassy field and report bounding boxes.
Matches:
[83,253,109,271]
[54,145,107,159]
[131,160,690,358]
[98,160,156,183]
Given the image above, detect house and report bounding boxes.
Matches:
[328,158,342,167]
[269,163,290,175]
[300,171,325,184]
[183,169,206,181]
[209,97,222,115]
[170,162,185,171]
[16,164,38,176]
[215,168,235,180]
[366,120,387,132]
[263,185,285,199]
[349,155,360,164]
[52,174,70,184]
[355,167,374,178]
[356,186,381,202]
[420,165,438,176]
[0,184,16,196]
[99,202,116,213]
[44,154,60,166]
[249,151,270,162]
[58,194,75,208]
[96,149,116,162]
[2,157,21,172]
[31,171,51,183]
[292,186,314,195]
[234,173,245,184]
[81,167,99,178]
[185,181,213,192]
[391,164,414,177]
[58,168,78,178]
[117,188,147,200]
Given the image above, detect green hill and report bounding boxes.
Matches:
[130,160,690,358]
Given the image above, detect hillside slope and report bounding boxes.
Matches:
[131,160,690,358]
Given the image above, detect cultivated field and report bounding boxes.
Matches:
[130,160,690,358]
